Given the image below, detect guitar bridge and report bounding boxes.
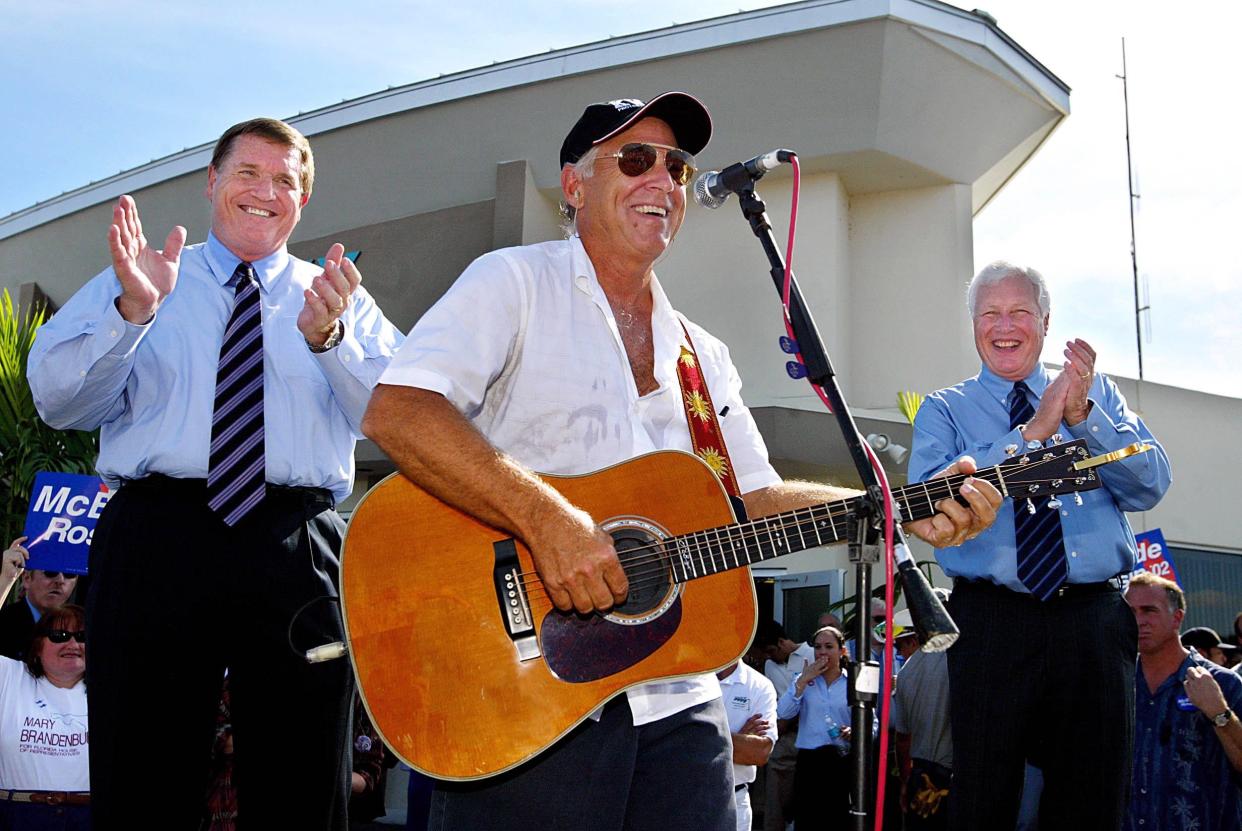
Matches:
[493,539,541,662]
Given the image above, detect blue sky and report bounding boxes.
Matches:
[4,0,1238,398]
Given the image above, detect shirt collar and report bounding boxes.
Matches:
[977,362,1052,407]
[205,231,289,291]
[568,234,682,359]
[25,597,42,623]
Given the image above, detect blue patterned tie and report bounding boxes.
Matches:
[1009,381,1068,599]
[207,262,265,526]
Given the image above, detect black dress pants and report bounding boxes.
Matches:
[429,696,736,831]
[85,476,353,830]
[946,579,1137,831]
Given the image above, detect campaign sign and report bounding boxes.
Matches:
[20,472,112,575]
[1133,528,1177,585]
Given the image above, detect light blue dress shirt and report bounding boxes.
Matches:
[28,233,403,501]
[909,363,1171,591]
[777,671,857,752]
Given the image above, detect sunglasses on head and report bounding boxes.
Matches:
[47,629,86,644]
[607,143,697,186]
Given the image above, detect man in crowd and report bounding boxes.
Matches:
[364,91,999,829]
[758,620,811,831]
[0,536,78,660]
[717,660,779,831]
[1125,571,1242,830]
[891,610,952,831]
[1182,626,1240,669]
[909,261,1172,829]
[28,118,403,830]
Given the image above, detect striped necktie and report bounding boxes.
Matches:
[207,262,266,526]
[1009,381,1068,599]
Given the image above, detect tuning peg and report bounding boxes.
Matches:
[1074,493,1083,507]
[785,361,807,379]
[1025,499,1036,515]
[1051,432,1064,444]
[779,336,799,354]
[1048,496,1062,509]
[1004,444,1018,456]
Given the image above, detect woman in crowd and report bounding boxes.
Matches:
[776,625,854,829]
[0,541,89,830]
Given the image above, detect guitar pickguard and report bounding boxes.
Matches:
[541,517,682,682]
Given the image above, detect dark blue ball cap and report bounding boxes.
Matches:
[559,92,713,168]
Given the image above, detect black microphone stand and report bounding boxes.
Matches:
[729,180,903,831]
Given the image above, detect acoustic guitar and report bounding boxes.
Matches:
[341,438,1138,780]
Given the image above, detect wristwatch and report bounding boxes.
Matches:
[307,320,343,354]
[1211,708,1233,728]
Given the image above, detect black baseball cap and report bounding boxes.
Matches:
[1182,627,1238,654]
[559,92,713,168]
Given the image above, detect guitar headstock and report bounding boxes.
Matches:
[995,439,1102,498]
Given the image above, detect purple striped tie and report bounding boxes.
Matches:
[207,263,265,526]
[1010,381,1068,599]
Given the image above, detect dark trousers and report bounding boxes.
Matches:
[792,746,852,830]
[429,697,735,831]
[0,801,90,831]
[85,477,353,831]
[946,579,1137,831]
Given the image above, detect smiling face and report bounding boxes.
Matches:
[37,628,85,686]
[972,276,1049,381]
[565,117,686,271]
[1126,584,1184,657]
[206,133,309,262]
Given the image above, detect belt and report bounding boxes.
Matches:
[954,576,1123,600]
[735,783,749,792]
[0,790,90,806]
[123,474,334,509]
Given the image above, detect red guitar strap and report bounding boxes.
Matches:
[675,322,742,500]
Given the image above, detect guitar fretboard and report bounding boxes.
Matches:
[663,443,1092,583]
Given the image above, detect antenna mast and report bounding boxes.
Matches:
[1119,38,1148,380]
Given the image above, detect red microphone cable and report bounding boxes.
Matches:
[777,154,896,831]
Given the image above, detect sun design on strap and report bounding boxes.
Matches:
[698,447,729,478]
[678,347,697,369]
[685,390,712,422]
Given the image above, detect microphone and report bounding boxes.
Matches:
[693,149,795,209]
[892,537,959,652]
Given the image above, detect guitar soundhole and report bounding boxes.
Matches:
[611,528,672,617]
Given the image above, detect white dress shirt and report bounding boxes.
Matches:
[381,236,781,724]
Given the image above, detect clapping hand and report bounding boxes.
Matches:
[297,243,361,347]
[108,195,187,324]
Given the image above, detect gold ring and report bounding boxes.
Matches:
[333,303,346,314]
[1079,373,1089,379]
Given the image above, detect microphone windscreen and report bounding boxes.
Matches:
[693,172,728,209]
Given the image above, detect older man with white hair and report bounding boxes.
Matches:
[909,261,1172,830]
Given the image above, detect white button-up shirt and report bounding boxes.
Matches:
[381,236,781,724]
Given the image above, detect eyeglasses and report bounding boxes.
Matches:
[39,571,75,580]
[47,629,86,644]
[607,143,697,186]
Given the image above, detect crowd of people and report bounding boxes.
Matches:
[1,85,1233,831]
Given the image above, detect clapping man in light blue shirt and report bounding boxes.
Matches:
[909,261,1171,831]
[28,118,403,831]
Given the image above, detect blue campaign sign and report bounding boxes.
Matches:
[1133,528,1177,585]
[21,472,113,575]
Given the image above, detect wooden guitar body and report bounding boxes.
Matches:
[341,450,756,781]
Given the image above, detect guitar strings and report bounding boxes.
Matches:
[514,468,1068,597]
[511,464,1054,585]
[513,470,1080,607]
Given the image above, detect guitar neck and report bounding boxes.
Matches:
[666,467,999,584]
